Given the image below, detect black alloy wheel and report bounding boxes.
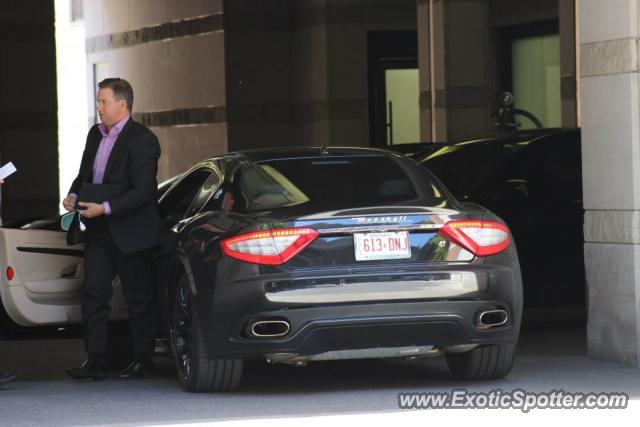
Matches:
[169,272,243,392]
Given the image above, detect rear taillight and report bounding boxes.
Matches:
[438,220,510,257]
[6,266,14,281]
[221,227,319,265]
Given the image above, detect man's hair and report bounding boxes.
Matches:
[98,78,134,111]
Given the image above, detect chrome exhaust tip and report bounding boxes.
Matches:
[475,309,508,329]
[248,320,291,338]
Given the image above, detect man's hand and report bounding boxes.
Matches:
[78,202,105,218]
[62,194,77,212]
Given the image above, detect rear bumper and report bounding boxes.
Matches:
[203,299,520,359]
[195,246,522,359]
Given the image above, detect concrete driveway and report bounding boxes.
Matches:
[1,326,638,426]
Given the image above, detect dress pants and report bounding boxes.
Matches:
[82,218,156,363]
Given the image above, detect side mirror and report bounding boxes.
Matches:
[60,212,75,231]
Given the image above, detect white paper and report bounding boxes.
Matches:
[0,162,17,180]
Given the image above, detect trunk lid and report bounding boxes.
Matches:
[264,206,477,269]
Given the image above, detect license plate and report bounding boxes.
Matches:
[353,231,411,261]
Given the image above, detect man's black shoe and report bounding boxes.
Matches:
[0,372,16,385]
[116,361,154,379]
[65,359,110,381]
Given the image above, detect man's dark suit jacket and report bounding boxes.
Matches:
[68,118,162,254]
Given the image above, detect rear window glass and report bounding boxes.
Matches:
[237,155,422,211]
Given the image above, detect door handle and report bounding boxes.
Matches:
[386,100,394,145]
[60,264,80,279]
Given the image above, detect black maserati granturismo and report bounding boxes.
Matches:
[154,147,523,392]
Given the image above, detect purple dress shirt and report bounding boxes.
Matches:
[94,115,130,215]
[69,115,130,215]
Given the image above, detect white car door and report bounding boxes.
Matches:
[0,227,127,327]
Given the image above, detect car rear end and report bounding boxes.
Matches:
[195,149,522,377]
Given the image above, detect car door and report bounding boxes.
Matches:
[155,163,221,337]
[0,225,129,327]
[0,178,187,328]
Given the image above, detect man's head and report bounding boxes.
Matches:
[96,78,134,130]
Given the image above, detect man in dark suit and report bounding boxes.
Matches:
[62,78,161,380]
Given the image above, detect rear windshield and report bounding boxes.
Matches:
[236,155,431,212]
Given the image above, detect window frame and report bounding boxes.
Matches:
[157,161,220,222]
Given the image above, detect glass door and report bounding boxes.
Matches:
[384,68,420,145]
[512,33,561,129]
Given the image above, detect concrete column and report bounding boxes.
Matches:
[559,0,578,128]
[580,0,640,366]
[418,0,490,142]
[223,0,294,151]
[289,0,330,148]
[417,0,433,141]
[432,0,447,141]
[442,0,490,141]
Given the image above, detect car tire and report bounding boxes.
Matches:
[445,344,515,380]
[170,272,243,392]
